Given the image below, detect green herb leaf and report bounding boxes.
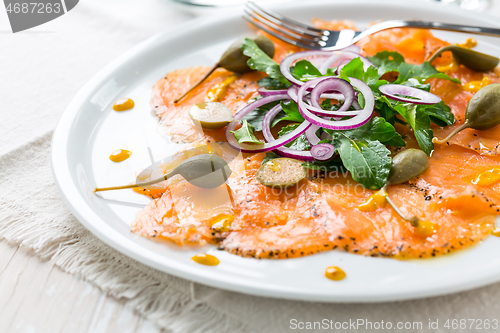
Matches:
[335,136,391,189]
[391,103,434,155]
[278,124,311,150]
[292,60,323,81]
[417,101,455,127]
[274,100,305,125]
[242,38,291,86]
[368,51,460,84]
[258,77,288,90]
[230,119,263,144]
[325,117,405,147]
[242,100,280,131]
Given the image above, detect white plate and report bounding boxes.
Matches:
[52,0,500,302]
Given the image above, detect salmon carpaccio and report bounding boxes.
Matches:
[133,21,500,259]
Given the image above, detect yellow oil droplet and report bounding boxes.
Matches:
[357,189,387,212]
[414,221,437,238]
[206,75,238,102]
[471,167,500,186]
[113,98,134,111]
[267,160,282,172]
[210,214,234,233]
[463,76,490,93]
[191,253,220,266]
[436,58,460,73]
[325,266,346,281]
[491,228,500,237]
[458,38,477,49]
[109,149,132,162]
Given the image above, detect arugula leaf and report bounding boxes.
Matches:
[292,60,323,81]
[242,100,280,131]
[325,117,405,147]
[417,101,455,127]
[391,103,434,155]
[368,51,460,84]
[339,57,365,80]
[338,58,386,91]
[335,135,391,189]
[394,61,461,84]
[275,100,305,125]
[241,38,290,86]
[278,124,311,150]
[230,119,263,144]
[258,77,287,90]
[368,51,405,76]
[262,152,279,165]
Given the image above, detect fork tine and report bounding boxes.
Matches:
[246,2,326,40]
[247,2,326,35]
[244,9,325,43]
[242,14,325,50]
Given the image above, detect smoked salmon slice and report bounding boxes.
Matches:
[132,20,500,260]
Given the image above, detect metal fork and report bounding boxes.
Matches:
[243,2,500,50]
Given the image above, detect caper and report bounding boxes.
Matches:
[381,149,431,233]
[174,35,275,103]
[189,102,233,129]
[95,154,232,192]
[386,149,430,185]
[256,158,306,188]
[428,45,499,72]
[434,83,500,144]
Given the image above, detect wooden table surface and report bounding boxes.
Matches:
[1,1,500,332]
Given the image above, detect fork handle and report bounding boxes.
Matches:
[357,20,500,40]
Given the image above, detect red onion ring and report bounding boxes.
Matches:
[258,87,289,96]
[305,125,321,145]
[261,104,315,161]
[319,51,376,75]
[225,94,310,153]
[311,143,335,161]
[279,50,334,86]
[309,77,356,116]
[297,77,374,130]
[379,84,442,105]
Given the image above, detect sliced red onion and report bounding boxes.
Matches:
[258,87,289,96]
[379,84,442,105]
[305,125,321,145]
[311,143,335,161]
[226,94,310,153]
[319,51,376,75]
[279,50,334,86]
[297,77,374,130]
[309,77,356,116]
[261,103,315,161]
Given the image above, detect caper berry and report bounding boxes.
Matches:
[387,149,430,185]
[429,45,499,72]
[95,154,231,192]
[435,83,500,144]
[175,35,275,103]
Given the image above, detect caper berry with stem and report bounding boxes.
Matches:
[174,35,275,103]
[381,149,436,237]
[434,83,500,144]
[94,154,232,192]
[428,45,499,72]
